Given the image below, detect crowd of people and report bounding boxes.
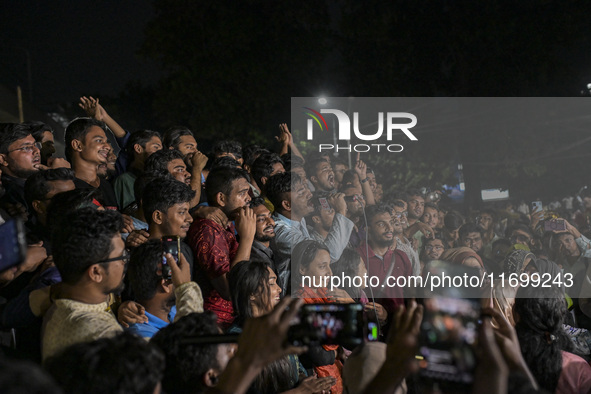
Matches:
[0,96,591,393]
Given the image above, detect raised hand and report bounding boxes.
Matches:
[235,206,256,242]
[79,96,105,120]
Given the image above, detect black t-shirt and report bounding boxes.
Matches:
[73,177,119,211]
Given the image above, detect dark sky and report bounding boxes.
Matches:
[0,0,160,110]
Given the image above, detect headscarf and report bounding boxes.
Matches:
[503,249,535,275]
[532,258,565,294]
[440,247,485,269]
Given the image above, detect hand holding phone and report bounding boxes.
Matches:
[161,236,181,280]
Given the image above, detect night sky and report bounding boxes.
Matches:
[0,0,159,110]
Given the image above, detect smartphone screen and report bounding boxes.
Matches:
[161,235,181,279]
[418,297,479,385]
[544,219,567,232]
[531,201,544,220]
[0,219,27,273]
[288,303,366,348]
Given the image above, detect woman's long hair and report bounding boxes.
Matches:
[514,285,572,393]
[292,240,330,289]
[228,260,293,394]
[228,260,271,327]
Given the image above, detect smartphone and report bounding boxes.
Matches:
[418,297,480,385]
[531,200,544,220]
[288,303,373,348]
[544,219,567,232]
[0,219,27,272]
[417,261,481,386]
[318,197,331,211]
[161,235,181,280]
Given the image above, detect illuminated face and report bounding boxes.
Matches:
[407,195,425,219]
[291,181,313,219]
[393,206,408,229]
[267,267,282,308]
[161,202,193,238]
[167,158,191,185]
[221,177,251,218]
[461,232,483,253]
[254,204,275,242]
[311,161,335,192]
[80,126,111,165]
[101,235,128,295]
[300,249,332,288]
[421,206,439,228]
[424,239,445,260]
[557,234,579,257]
[0,135,41,178]
[175,135,197,160]
[368,212,394,247]
[143,136,163,158]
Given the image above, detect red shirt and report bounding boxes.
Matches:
[356,241,412,314]
[187,218,238,329]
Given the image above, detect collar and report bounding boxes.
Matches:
[145,306,177,329]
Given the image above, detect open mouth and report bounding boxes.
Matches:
[98,150,109,161]
[328,174,335,185]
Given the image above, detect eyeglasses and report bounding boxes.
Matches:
[97,249,130,265]
[8,142,42,154]
[425,245,444,251]
[393,211,408,219]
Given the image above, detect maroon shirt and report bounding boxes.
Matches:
[187,218,238,329]
[356,241,412,314]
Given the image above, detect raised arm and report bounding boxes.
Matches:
[354,154,375,205]
[276,123,304,162]
[79,96,126,139]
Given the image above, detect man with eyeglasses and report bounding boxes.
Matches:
[42,208,193,360]
[0,123,69,219]
[459,222,498,274]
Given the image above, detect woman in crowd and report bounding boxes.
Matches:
[514,285,591,393]
[228,260,335,394]
[292,240,352,394]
